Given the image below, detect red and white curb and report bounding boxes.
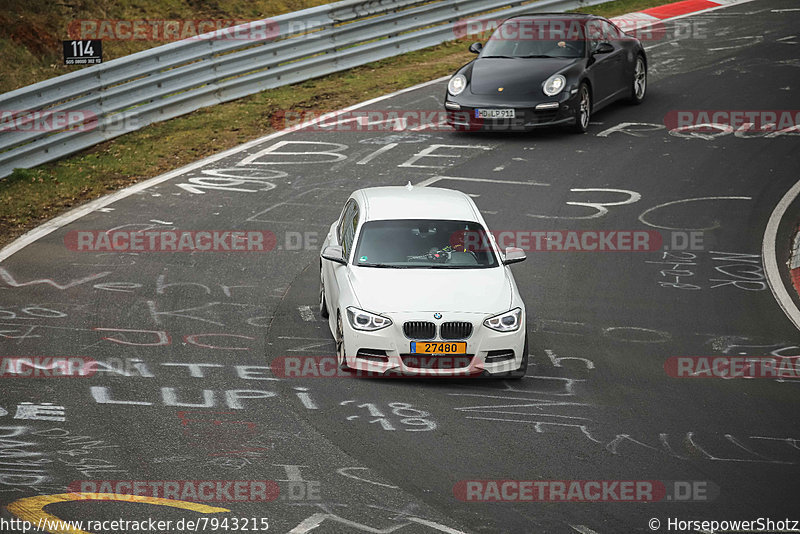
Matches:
[611,0,758,31]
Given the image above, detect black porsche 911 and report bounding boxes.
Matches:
[444,13,647,133]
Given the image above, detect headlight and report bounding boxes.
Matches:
[346,307,392,331]
[448,74,467,96]
[543,74,566,96]
[484,308,522,332]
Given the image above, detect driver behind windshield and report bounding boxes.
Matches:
[353,220,498,268]
[407,223,448,261]
[482,19,585,58]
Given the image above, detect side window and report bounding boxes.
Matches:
[341,201,359,260]
[586,20,602,52]
[337,199,355,245]
[601,21,621,43]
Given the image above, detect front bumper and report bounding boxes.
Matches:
[341,311,526,377]
[445,89,579,131]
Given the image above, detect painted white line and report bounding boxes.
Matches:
[416,176,444,187]
[459,410,591,420]
[406,517,468,534]
[277,336,331,340]
[708,35,764,51]
[570,526,601,534]
[0,76,449,265]
[298,305,315,322]
[763,178,800,331]
[356,143,399,165]
[638,196,752,231]
[336,467,401,489]
[418,175,550,188]
[294,388,319,409]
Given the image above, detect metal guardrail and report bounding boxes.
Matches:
[0,0,608,178]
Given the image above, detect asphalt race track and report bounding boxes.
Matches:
[1,1,799,533]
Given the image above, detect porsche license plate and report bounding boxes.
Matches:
[476,108,515,119]
[411,342,467,354]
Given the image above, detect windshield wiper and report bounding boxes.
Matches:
[519,54,559,58]
[427,265,486,269]
[482,55,516,59]
[359,263,408,268]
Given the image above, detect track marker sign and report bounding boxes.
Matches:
[63,39,102,65]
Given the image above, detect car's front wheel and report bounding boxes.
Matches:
[319,266,329,319]
[335,313,349,370]
[503,333,529,380]
[629,55,647,104]
[572,83,591,133]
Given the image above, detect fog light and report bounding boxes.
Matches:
[485,350,515,363]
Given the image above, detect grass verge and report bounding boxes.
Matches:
[1,0,671,249]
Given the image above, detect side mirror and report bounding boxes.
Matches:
[469,42,483,54]
[503,247,526,265]
[322,245,347,265]
[593,42,614,54]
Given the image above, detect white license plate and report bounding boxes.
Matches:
[476,108,515,119]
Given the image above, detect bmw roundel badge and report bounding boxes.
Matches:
[433,313,442,320]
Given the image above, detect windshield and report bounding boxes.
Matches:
[481,18,585,59]
[353,219,498,269]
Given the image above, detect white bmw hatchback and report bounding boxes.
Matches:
[319,184,528,378]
